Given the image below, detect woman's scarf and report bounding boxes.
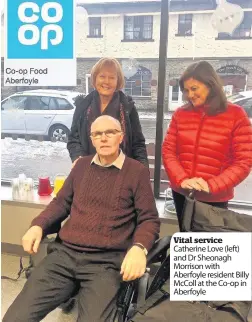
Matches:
[86,91,127,152]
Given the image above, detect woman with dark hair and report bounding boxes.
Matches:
[67,57,148,167]
[162,61,252,231]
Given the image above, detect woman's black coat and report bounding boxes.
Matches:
[67,90,149,167]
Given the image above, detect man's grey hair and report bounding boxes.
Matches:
[91,115,122,131]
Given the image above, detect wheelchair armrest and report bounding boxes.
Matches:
[147,236,171,264]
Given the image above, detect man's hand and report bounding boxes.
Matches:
[71,157,82,168]
[120,246,147,281]
[22,226,43,254]
[181,178,210,193]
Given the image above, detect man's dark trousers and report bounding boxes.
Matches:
[3,242,124,322]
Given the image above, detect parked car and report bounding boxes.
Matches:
[1,89,84,142]
[229,90,252,119]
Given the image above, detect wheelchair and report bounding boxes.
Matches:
[24,221,171,319]
[24,194,252,322]
[113,236,171,322]
[113,193,252,322]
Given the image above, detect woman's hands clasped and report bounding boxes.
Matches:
[181,178,210,193]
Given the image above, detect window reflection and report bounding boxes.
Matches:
[1,0,251,206]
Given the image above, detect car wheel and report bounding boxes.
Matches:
[49,125,70,143]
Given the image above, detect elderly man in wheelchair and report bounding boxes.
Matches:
[2,115,161,322]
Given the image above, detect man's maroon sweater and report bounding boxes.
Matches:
[31,156,160,252]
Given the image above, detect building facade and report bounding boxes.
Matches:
[1,0,252,111]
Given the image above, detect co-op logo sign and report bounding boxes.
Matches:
[18,2,63,50]
[7,0,73,59]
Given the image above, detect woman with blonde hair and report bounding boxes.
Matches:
[162,61,252,231]
[67,57,148,167]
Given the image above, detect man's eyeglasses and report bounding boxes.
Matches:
[90,129,122,139]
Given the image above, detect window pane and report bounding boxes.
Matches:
[2,96,26,110]
[124,15,153,40]
[125,81,132,87]
[89,17,101,36]
[55,98,74,110]
[124,88,132,96]
[125,66,152,97]
[2,0,251,212]
[1,3,161,208]
[179,14,186,23]
[40,97,50,106]
[48,98,58,110]
[132,73,141,80]
[124,16,134,39]
[142,81,151,88]
[132,87,141,96]
[143,16,152,23]
[178,14,192,35]
[143,29,152,39]
[142,74,152,81]
[125,16,133,24]
[142,88,151,96]
[133,27,141,39]
[125,31,133,40]
[25,96,49,110]
[172,91,179,101]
